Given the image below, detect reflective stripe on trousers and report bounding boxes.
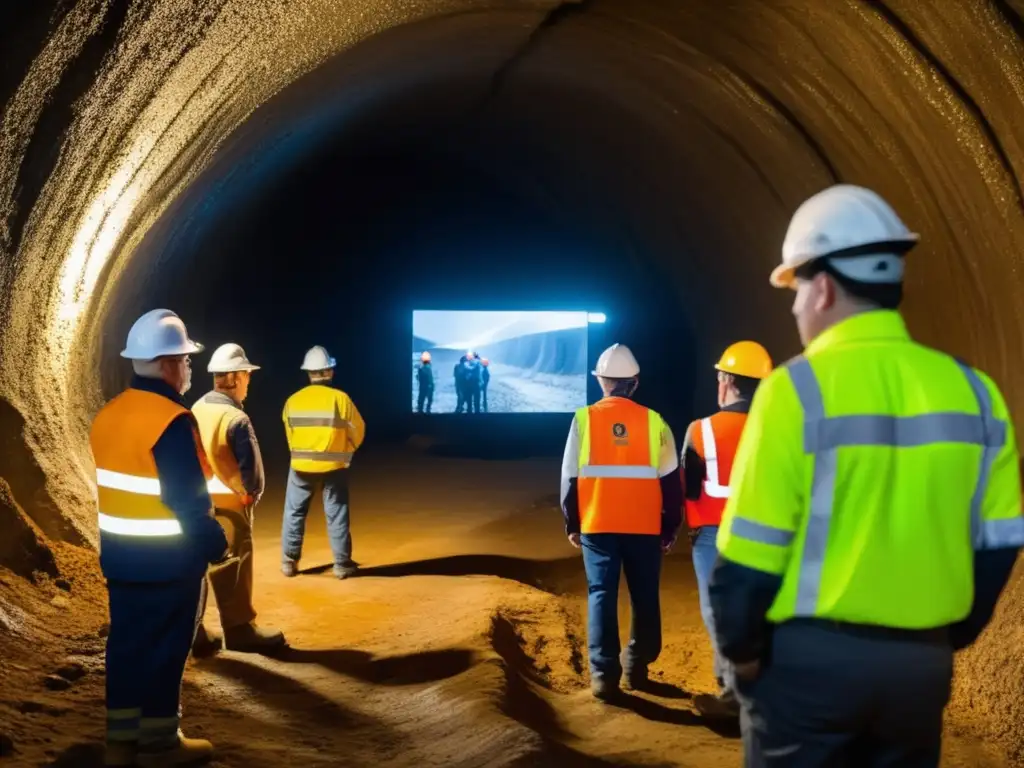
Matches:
[731,356,1021,617]
[700,417,731,498]
[96,468,227,537]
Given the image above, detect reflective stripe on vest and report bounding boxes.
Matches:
[735,356,1018,617]
[286,411,353,430]
[96,469,183,537]
[700,418,730,498]
[290,450,353,463]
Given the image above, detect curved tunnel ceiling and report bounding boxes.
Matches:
[1,0,1024,527]
[4,0,1024,754]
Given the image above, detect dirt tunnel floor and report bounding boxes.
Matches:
[0,448,1012,767]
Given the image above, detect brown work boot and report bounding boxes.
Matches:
[694,690,741,720]
[223,622,286,653]
[103,742,136,767]
[191,625,222,657]
[135,732,213,767]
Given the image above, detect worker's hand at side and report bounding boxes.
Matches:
[733,659,761,682]
[661,534,679,554]
[567,533,581,549]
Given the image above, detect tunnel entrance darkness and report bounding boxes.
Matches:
[4,0,1024,761]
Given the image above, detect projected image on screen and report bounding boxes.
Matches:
[412,310,589,414]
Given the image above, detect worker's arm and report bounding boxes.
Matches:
[680,422,705,502]
[658,423,683,544]
[152,414,229,563]
[282,401,294,447]
[560,416,581,535]
[227,414,265,501]
[710,369,803,665]
[950,373,1024,650]
[344,394,366,450]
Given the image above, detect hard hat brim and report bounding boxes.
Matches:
[120,339,204,360]
[300,358,337,371]
[207,362,261,373]
[769,262,800,290]
[714,362,769,380]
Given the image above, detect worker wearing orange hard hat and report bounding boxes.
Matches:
[416,351,434,413]
[683,340,772,720]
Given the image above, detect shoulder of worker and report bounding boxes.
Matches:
[744,356,804,417]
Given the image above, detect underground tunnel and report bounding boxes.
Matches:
[3,0,1024,765]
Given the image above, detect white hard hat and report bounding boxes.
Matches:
[301,345,336,371]
[592,343,640,378]
[120,309,203,361]
[207,343,260,373]
[771,184,919,289]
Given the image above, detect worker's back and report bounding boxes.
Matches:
[743,310,1018,629]
[283,384,365,472]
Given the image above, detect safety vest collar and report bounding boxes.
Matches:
[804,310,909,357]
[200,389,244,410]
[130,374,187,406]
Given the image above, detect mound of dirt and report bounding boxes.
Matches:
[947,557,1024,764]
[0,477,58,581]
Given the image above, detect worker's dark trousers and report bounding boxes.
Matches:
[737,620,953,767]
[106,578,204,749]
[417,387,433,413]
[580,533,662,685]
[481,385,488,412]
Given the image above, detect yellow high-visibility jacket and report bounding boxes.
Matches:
[283,385,365,473]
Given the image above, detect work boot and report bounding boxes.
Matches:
[590,676,622,702]
[191,625,222,657]
[223,622,286,653]
[622,666,649,692]
[281,559,298,578]
[694,690,741,720]
[333,563,359,580]
[104,742,136,767]
[135,732,213,767]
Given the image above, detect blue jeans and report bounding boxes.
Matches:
[692,525,734,694]
[580,533,663,684]
[106,578,204,748]
[282,467,353,567]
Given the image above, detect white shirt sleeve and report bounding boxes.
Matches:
[560,416,581,507]
[658,423,680,478]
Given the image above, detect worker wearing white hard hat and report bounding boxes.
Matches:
[711,185,1024,766]
[191,344,284,656]
[560,342,683,701]
[281,345,366,579]
[90,309,227,766]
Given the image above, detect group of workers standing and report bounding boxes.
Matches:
[91,324,364,766]
[560,183,1024,767]
[414,349,492,413]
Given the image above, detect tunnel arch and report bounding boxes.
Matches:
[4,0,1024,757]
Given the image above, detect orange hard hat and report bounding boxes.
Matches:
[715,341,773,380]
[481,358,489,366]
[420,351,431,362]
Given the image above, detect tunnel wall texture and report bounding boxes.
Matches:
[4,0,1024,757]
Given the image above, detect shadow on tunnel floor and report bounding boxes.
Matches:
[302,553,585,593]
[276,646,477,685]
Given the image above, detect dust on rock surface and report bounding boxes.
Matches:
[0,450,1016,767]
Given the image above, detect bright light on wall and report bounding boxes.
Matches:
[587,312,607,323]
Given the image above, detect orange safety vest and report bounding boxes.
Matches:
[684,410,747,528]
[90,388,213,537]
[575,397,665,535]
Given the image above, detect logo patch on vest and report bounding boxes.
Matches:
[612,422,629,444]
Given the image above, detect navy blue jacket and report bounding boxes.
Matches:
[99,376,228,583]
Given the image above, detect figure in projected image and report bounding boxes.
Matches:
[281,345,365,580]
[453,354,467,413]
[462,350,483,413]
[416,351,435,413]
[480,357,491,412]
[560,343,683,701]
